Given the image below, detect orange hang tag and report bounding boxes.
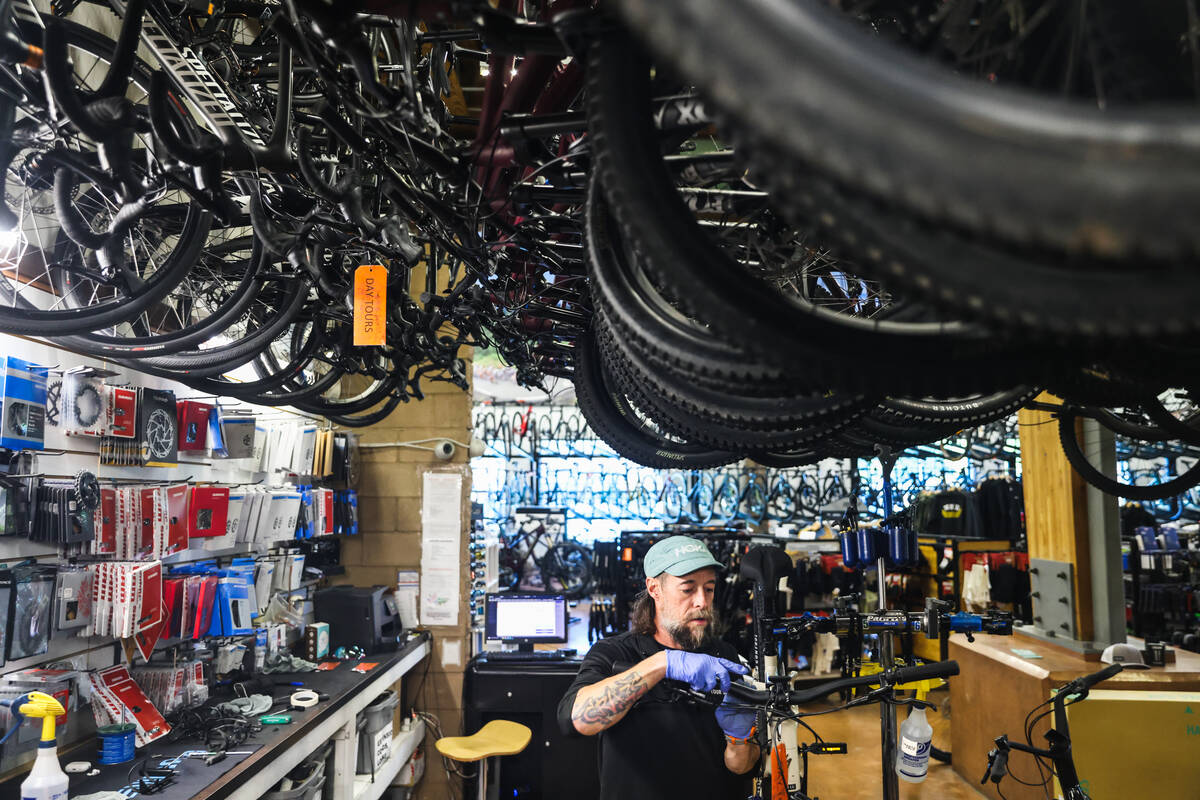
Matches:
[353,265,387,346]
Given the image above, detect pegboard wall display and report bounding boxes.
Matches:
[0,334,362,774]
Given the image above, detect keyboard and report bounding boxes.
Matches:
[482,649,578,661]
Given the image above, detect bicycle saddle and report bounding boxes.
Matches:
[740,545,793,606]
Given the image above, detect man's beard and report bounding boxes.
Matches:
[664,609,716,651]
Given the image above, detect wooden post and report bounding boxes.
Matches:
[1016,393,1094,642]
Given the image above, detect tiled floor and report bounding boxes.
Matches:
[795,689,988,799]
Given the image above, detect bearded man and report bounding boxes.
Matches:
[557,536,759,800]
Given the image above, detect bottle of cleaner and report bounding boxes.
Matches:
[895,705,933,783]
[11,692,69,800]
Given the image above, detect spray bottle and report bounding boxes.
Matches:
[894,704,933,783]
[3,692,69,800]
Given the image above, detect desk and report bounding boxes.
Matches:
[949,632,1200,800]
[464,656,598,800]
[0,633,431,800]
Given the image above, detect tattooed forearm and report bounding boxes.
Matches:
[570,651,667,735]
[574,671,648,727]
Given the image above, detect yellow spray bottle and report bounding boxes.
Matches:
[14,691,68,800]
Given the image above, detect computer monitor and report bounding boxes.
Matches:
[485,593,568,653]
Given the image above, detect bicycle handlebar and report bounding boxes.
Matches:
[726,659,960,707]
[1066,662,1123,694]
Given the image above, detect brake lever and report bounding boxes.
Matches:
[673,685,724,710]
[981,747,1009,784]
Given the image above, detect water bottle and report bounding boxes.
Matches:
[895,705,932,783]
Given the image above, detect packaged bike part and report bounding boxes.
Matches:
[165,484,189,555]
[88,665,170,747]
[220,414,256,459]
[186,486,229,539]
[138,389,178,467]
[94,488,117,556]
[54,568,93,631]
[134,596,169,661]
[139,487,168,559]
[7,565,55,661]
[7,451,38,538]
[105,386,137,438]
[0,356,48,451]
[175,400,212,452]
[0,482,13,537]
[61,370,106,438]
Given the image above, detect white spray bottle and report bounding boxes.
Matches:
[15,692,69,800]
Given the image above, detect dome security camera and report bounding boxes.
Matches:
[434,439,456,461]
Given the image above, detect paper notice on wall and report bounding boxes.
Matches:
[396,570,420,628]
[420,471,462,626]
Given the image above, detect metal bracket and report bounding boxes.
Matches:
[1029,558,1076,640]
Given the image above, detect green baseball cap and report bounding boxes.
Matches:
[643,536,723,578]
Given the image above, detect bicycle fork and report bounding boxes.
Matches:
[760,721,848,800]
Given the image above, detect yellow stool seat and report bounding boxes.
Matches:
[435,720,532,763]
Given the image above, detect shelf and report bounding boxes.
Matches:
[352,719,425,800]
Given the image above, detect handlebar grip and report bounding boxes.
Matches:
[1076,663,1123,691]
[988,750,1008,783]
[726,680,770,704]
[891,660,961,685]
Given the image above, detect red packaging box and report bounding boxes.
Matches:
[176,401,213,451]
[187,486,230,538]
[106,386,137,438]
[165,484,189,554]
[96,488,117,555]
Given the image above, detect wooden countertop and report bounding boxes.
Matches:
[949,631,1200,691]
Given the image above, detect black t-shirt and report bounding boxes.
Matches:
[556,631,753,800]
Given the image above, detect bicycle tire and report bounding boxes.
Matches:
[585,29,1038,395]
[1057,408,1200,501]
[544,542,594,600]
[597,314,866,451]
[572,326,739,469]
[133,275,310,373]
[0,17,213,335]
[614,0,1200,260]
[52,234,265,357]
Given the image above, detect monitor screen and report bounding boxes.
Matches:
[485,593,567,643]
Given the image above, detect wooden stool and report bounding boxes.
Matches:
[435,719,532,800]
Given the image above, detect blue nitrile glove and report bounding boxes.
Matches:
[715,694,757,739]
[665,650,748,692]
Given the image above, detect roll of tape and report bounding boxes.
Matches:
[290,690,319,710]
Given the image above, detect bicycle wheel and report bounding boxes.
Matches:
[615,0,1200,339]
[544,542,594,600]
[498,548,522,592]
[713,475,740,526]
[0,16,211,335]
[572,326,739,469]
[740,477,767,525]
[614,0,1200,260]
[661,473,685,524]
[691,473,715,525]
[586,28,1046,395]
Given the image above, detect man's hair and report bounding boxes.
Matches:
[631,589,656,635]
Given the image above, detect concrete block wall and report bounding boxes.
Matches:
[338,355,474,799]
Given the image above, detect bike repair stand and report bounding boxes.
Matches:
[875,445,900,800]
